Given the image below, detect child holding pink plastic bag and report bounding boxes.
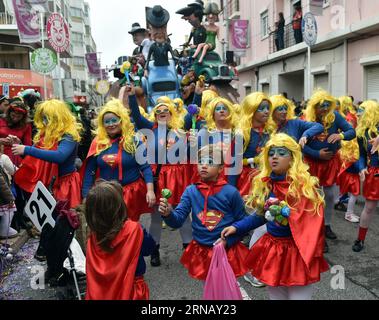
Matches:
[158,145,249,288]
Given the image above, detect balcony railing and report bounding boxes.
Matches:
[269,23,303,54]
[0,12,15,25]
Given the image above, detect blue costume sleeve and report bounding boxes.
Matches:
[302,145,321,159]
[226,191,249,247]
[135,140,154,184]
[24,136,77,164]
[297,119,324,139]
[232,213,266,236]
[140,228,156,256]
[358,137,368,171]
[163,188,192,229]
[129,95,154,130]
[82,156,97,198]
[335,112,356,141]
[192,93,202,108]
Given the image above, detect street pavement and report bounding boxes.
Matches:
[1,199,378,300]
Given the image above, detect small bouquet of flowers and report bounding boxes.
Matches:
[264,197,291,227]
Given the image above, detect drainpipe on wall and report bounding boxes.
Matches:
[344,39,348,95]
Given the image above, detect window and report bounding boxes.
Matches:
[314,73,329,91]
[70,7,83,18]
[72,32,83,45]
[366,64,379,101]
[81,81,86,93]
[73,56,85,66]
[261,10,269,38]
[152,82,176,92]
[245,86,252,95]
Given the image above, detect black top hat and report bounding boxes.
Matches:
[146,5,170,28]
[128,23,146,34]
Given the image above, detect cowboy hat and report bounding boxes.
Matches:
[176,6,195,17]
[128,22,146,35]
[146,5,170,28]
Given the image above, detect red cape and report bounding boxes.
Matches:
[79,138,100,182]
[85,220,143,300]
[272,179,325,271]
[14,144,59,193]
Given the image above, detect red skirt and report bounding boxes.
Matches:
[337,171,360,196]
[123,178,153,222]
[53,172,82,209]
[304,155,340,187]
[130,276,149,300]
[363,167,379,201]
[246,233,329,287]
[152,164,192,205]
[237,166,260,196]
[180,240,249,281]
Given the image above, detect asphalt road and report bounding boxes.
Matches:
[1,198,378,300]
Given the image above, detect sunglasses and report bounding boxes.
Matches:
[318,101,332,110]
[268,147,292,158]
[257,101,271,113]
[276,105,288,112]
[155,108,170,115]
[215,105,229,113]
[103,117,121,127]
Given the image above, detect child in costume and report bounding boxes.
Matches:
[189,97,238,183]
[81,99,155,222]
[228,92,272,197]
[267,94,324,144]
[85,180,156,300]
[352,101,379,252]
[158,144,249,281]
[222,134,329,300]
[192,3,220,64]
[12,100,83,210]
[126,85,193,267]
[302,90,355,250]
[0,160,17,239]
[334,96,359,216]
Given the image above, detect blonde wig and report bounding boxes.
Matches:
[267,94,296,134]
[304,90,336,130]
[205,97,237,131]
[238,92,272,151]
[152,99,184,130]
[356,100,379,147]
[246,133,324,216]
[33,99,82,149]
[95,99,137,155]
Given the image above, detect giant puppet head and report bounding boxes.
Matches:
[146,5,170,43]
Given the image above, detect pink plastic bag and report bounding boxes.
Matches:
[203,243,243,300]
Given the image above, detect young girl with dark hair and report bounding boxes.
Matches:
[85,180,155,300]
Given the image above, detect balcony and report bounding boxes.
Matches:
[269,23,302,54]
[0,12,15,25]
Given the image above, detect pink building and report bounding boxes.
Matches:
[215,0,379,103]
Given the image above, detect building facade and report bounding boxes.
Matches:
[0,0,100,106]
[216,0,379,103]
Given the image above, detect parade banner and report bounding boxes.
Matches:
[85,53,101,76]
[26,0,48,12]
[47,13,70,53]
[11,0,41,43]
[230,19,249,57]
